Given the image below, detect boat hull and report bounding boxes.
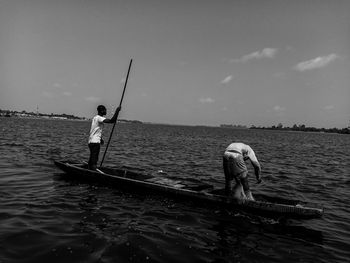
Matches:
[54,161,323,220]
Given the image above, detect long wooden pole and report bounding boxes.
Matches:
[100,59,133,168]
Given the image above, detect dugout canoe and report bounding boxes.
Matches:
[54,160,324,220]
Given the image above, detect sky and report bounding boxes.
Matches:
[0,0,349,128]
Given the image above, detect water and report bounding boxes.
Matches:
[0,118,349,263]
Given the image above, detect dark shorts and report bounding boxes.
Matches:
[88,143,101,169]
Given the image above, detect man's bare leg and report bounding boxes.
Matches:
[240,174,255,201]
[244,190,255,201]
[232,182,247,202]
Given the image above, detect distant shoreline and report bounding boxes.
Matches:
[249,126,349,135]
[1,109,348,134]
[0,115,144,124]
[0,109,85,120]
[0,115,87,121]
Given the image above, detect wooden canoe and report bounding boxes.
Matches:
[54,160,323,220]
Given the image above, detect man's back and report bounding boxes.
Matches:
[225,142,259,167]
[226,142,248,153]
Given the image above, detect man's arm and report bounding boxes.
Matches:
[103,106,121,123]
[252,161,262,183]
[246,147,262,183]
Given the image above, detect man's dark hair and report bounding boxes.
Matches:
[97,105,106,112]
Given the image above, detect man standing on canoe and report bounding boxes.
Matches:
[88,105,121,170]
[223,142,262,201]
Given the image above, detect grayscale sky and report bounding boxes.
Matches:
[1,0,349,128]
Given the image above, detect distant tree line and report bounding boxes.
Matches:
[220,124,247,129]
[118,119,143,124]
[0,109,144,123]
[0,109,84,120]
[250,123,350,134]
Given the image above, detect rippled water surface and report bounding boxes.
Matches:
[1,118,349,262]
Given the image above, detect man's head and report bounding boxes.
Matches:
[97,105,107,116]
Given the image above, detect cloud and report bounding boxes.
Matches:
[295,54,338,71]
[270,105,286,116]
[220,75,233,84]
[231,48,278,63]
[324,105,335,110]
[85,96,100,102]
[273,105,286,112]
[63,91,72,96]
[199,97,215,104]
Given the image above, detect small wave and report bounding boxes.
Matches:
[0,142,24,147]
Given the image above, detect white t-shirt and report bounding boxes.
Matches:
[88,115,106,143]
[225,142,259,166]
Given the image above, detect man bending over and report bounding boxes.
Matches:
[223,142,262,201]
